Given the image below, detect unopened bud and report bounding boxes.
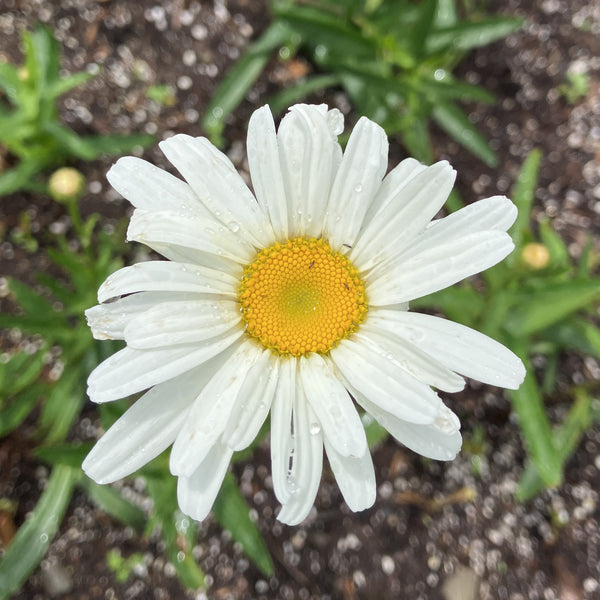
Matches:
[48,167,85,204]
[521,243,550,270]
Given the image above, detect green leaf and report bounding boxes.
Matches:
[539,317,600,358]
[39,366,87,443]
[78,478,147,532]
[420,76,495,104]
[409,0,438,59]
[202,21,292,145]
[432,102,497,166]
[213,472,274,576]
[42,121,153,160]
[399,116,433,164]
[268,74,341,116]
[363,414,388,448]
[0,61,21,104]
[507,346,562,487]
[145,474,205,590]
[48,70,96,99]
[434,0,457,28]
[510,149,542,249]
[505,280,600,335]
[516,391,592,501]
[0,465,78,600]
[5,276,55,315]
[538,219,569,268]
[34,442,92,469]
[412,284,485,327]
[0,385,42,437]
[426,17,523,54]
[0,348,46,396]
[0,160,44,197]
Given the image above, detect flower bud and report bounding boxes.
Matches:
[48,167,85,204]
[521,243,550,270]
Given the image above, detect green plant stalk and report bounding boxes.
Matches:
[0,465,79,600]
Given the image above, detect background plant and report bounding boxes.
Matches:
[203,0,522,165]
[0,25,153,197]
[411,150,600,499]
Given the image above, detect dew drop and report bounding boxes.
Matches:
[354,183,363,193]
[309,422,321,435]
[227,221,240,232]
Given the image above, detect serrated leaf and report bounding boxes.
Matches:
[212,472,274,576]
[432,102,497,166]
[0,465,78,600]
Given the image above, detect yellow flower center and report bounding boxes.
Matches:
[239,237,367,356]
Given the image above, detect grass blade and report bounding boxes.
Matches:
[432,101,497,166]
[507,344,561,487]
[0,465,78,600]
[212,472,274,577]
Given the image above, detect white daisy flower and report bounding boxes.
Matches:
[83,104,525,525]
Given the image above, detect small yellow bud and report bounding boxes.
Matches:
[48,167,85,204]
[17,66,29,81]
[521,243,550,270]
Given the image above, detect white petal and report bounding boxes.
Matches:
[358,323,465,392]
[324,441,376,512]
[270,357,295,505]
[367,230,514,305]
[127,209,255,265]
[370,310,525,389]
[325,117,388,250]
[247,105,288,239]
[223,350,279,451]
[351,161,455,271]
[87,330,243,403]
[401,195,518,263]
[107,156,213,217]
[277,104,341,238]
[97,261,238,303]
[86,292,192,340]
[361,158,427,229]
[124,299,241,349]
[276,385,323,526]
[330,337,441,424]
[357,390,462,461]
[177,440,233,521]
[169,340,262,477]
[82,355,229,483]
[159,134,275,248]
[300,354,367,458]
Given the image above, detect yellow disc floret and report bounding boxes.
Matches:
[239,237,367,356]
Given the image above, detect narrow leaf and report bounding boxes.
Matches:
[213,472,274,576]
[432,102,497,166]
[0,465,78,600]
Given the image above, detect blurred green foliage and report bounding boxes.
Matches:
[0,25,153,197]
[413,149,600,499]
[0,193,273,597]
[203,0,522,165]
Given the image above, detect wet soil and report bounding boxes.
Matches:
[1,1,600,599]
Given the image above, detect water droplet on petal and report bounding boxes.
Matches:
[309,422,321,435]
